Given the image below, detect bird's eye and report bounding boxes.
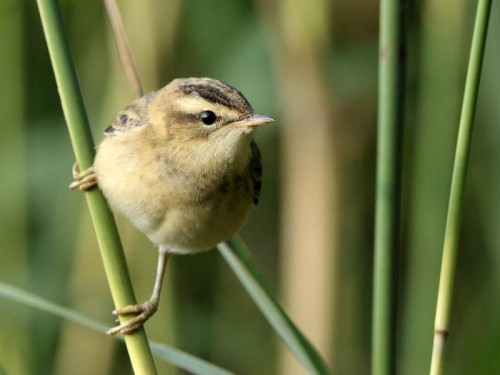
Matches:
[200,110,217,125]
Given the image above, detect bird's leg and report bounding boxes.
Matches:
[106,246,170,335]
[69,162,98,191]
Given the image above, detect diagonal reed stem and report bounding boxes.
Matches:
[103,0,143,97]
[430,1,492,374]
[0,281,232,375]
[218,236,330,374]
[35,0,157,373]
[372,0,405,374]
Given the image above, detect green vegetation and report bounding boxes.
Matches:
[0,1,498,374]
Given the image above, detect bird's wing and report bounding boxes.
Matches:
[249,139,262,205]
[103,91,157,135]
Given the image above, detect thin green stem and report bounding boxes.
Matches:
[0,281,233,375]
[103,0,143,97]
[35,0,157,373]
[430,1,492,374]
[218,236,330,374]
[373,0,405,374]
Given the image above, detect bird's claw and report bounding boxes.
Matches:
[69,162,97,191]
[106,299,159,336]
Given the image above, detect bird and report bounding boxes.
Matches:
[70,77,274,335]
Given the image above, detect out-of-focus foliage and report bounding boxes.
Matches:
[0,0,499,374]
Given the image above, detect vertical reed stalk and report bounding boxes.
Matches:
[430,1,492,374]
[35,0,157,373]
[372,0,405,374]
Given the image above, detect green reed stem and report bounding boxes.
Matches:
[218,236,330,374]
[0,281,232,375]
[430,1,492,374]
[373,0,405,374]
[35,0,157,373]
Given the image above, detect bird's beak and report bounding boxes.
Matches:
[232,114,275,128]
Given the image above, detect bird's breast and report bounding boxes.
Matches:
[149,168,254,253]
[95,134,254,254]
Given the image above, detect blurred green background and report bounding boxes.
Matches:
[1,0,500,374]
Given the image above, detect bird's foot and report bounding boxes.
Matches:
[69,162,97,191]
[106,299,159,335]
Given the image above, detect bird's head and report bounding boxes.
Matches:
[150,78,274,159]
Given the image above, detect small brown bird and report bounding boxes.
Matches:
[71,77,274,335]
